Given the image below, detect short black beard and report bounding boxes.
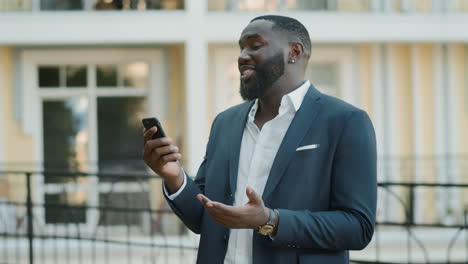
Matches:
[239,51,285,101]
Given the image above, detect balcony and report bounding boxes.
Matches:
[0,0,184,11]
[208,0,468,13]
[2,0,468,13]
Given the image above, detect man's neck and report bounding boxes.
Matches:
[254,79,305,129]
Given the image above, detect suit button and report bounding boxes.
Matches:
[223,235,228,241]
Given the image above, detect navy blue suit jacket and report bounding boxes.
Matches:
[166,85,377,264]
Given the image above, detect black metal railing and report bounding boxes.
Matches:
[0,170,467,264]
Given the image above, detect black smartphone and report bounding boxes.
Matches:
[142,117,167,140]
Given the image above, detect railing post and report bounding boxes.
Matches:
[465,206,467,262]
[407,185,415,225]
[26,172,34,264]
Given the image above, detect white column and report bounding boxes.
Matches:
[385,44,403,222]
[185,0,208,175]
[31,0,40,11]
[371,44,386,160]
[370,0,382,12]
[432,44,451,223]
[410,44,423,222]
[87,64,99,232]
[382,0,393,12]
[446,44,461,219]
[371,44,391,222]
[401,0,412,12]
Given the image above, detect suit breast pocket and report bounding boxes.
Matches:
[292,143,327,165]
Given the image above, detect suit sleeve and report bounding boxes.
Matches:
[272,110,377,250]
[163,115,220,234]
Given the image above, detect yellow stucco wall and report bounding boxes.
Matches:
[411,0,432,12]
[0,46,33,202]
[455,0,468,11]
[336,0,370,11]
[417,44,436,158]
[391,44,415,181]
[413,44,437,221]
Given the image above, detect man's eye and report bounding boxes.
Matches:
[251,44,262,50]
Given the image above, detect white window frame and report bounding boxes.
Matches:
[21,48,167,234]
[307,46,360,106]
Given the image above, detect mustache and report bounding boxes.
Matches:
[238,63,256,71]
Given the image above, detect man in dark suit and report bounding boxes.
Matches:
[144,15,377,264]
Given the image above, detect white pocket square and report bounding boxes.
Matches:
[296,144,320,151]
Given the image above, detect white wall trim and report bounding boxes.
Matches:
[2,13,468,44]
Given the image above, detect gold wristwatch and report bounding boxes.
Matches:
[257,209,278,236]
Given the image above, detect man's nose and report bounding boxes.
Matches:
[238,49,251,65]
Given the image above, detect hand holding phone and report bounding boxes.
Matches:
[142,117,166,139]
[142,117,184,193]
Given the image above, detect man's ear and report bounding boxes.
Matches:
[288,42,304,63]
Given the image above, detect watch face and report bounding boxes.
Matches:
[259,225,274,235]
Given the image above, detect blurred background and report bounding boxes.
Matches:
[0,0,467,263]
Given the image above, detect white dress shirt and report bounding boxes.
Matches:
[166,81,310,264]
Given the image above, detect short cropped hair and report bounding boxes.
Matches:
[251,15,311,56]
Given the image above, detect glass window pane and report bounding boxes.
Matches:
[121,62,149,89]
[237,0,280,11]
[0,0,32,11]
[43,97,89,180]
[97,97,147,175]
[45,192,87,223]
[97,65,118,87]
[39,66,60,88]
[306,63,338,86]
[305,63,339,96]
[41,0,83,10]
[66,65,87,87]
[286,0,327,10]
[94,0,184,10]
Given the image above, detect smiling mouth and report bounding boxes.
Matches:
[241,68,255,82]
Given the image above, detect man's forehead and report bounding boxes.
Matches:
[239,19,275,40]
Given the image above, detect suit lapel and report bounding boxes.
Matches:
[262,85,322,201]
[228,100,255,196]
